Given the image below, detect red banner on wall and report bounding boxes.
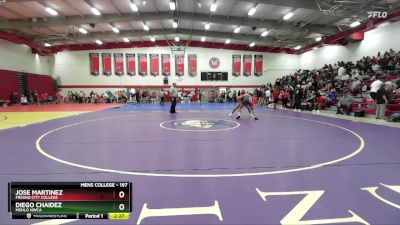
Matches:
[232,55,241,77]
[126,53,136,76]
[254,55,263,76]
[175,54,184,76]
[114,53,124,76]
[161,54,170,76]
[150,54,159,76]
[138,54,147,76]
[102,53,112,76]
[89,53,100,76]
[243,55,252,76]
[188,54,197,76]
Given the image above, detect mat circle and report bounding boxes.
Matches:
[36,113,365,178]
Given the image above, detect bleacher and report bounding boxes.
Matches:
[351,74,399,116]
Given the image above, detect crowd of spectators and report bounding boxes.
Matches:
[253,49,400,118]
[0,90,62,107]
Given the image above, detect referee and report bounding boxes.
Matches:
[169,83,178,114]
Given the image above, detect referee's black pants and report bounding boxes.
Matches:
[170,97,177,114]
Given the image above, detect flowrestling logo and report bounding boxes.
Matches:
[367,11,388,18]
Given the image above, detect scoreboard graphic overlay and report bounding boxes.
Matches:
[9,182,132,220]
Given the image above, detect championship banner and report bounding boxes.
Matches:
[150,54,159,76]
[243,55,252,76]
[102,53,112,76]
[114,53,124,76]
[138,54,147,76]
[89,53,99,76]
[126,53,136,76]
[175,54,184,76]
[232,55,241,77]
[254,55,263,76]
[188,54,197,76]
[161,54,170,76]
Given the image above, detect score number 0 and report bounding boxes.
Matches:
[118,191,125,210]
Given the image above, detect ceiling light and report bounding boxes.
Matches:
[294,45,301,50]
[96,40,103,45]
[150,36,155,42]
[225,39,231,44]
[261,30,269,37]
[175,36,180,42]
[170,1,176,10]
[45,7,58,16]
[173,21,178,28]
[350,21,361,28]
[315,36,322,41]
[233,27,240,33]
[197,0,202,8]
[201,37,206,42]
[283,12,294,20]
[143,24,149,31]
[130,2,138,11]
[248,7,256,16]
[205,23,210,30]
[90,7,101,16]
[44,43,51,47]
[143,0,146,5]
[123,38,129,42]
[210,2,217,12]
[78,28,88,34]
[112,27,120,33]
[249,42,255,47]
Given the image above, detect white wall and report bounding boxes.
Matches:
[52,47,298,90]
[2,19,398,94]
[0,39,51,75]
[300,20,400,69]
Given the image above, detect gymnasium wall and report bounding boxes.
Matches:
[299,20,400,69]
[52,47,299,94]
[0,39,51,75]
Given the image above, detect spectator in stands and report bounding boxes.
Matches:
[281,89,290,110]
[78,91,84,103]
[370,77,384,109]
[272,86,280,109]
[293,87,303,112]
[41,92,49,104]
[20,95,28,105]
[351,77,362,93]
[375,83,388,119]
[27,90,33,104]
[0,99,9,107]
[314,93,327,113]
[159,89,165,106]
[265,88,271,106]
[55,91,62,104]
[336,90,355,115]
[10,91,18,105]
[136,90,141,103]
[326,89,336,106]
[33,90,39,105]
